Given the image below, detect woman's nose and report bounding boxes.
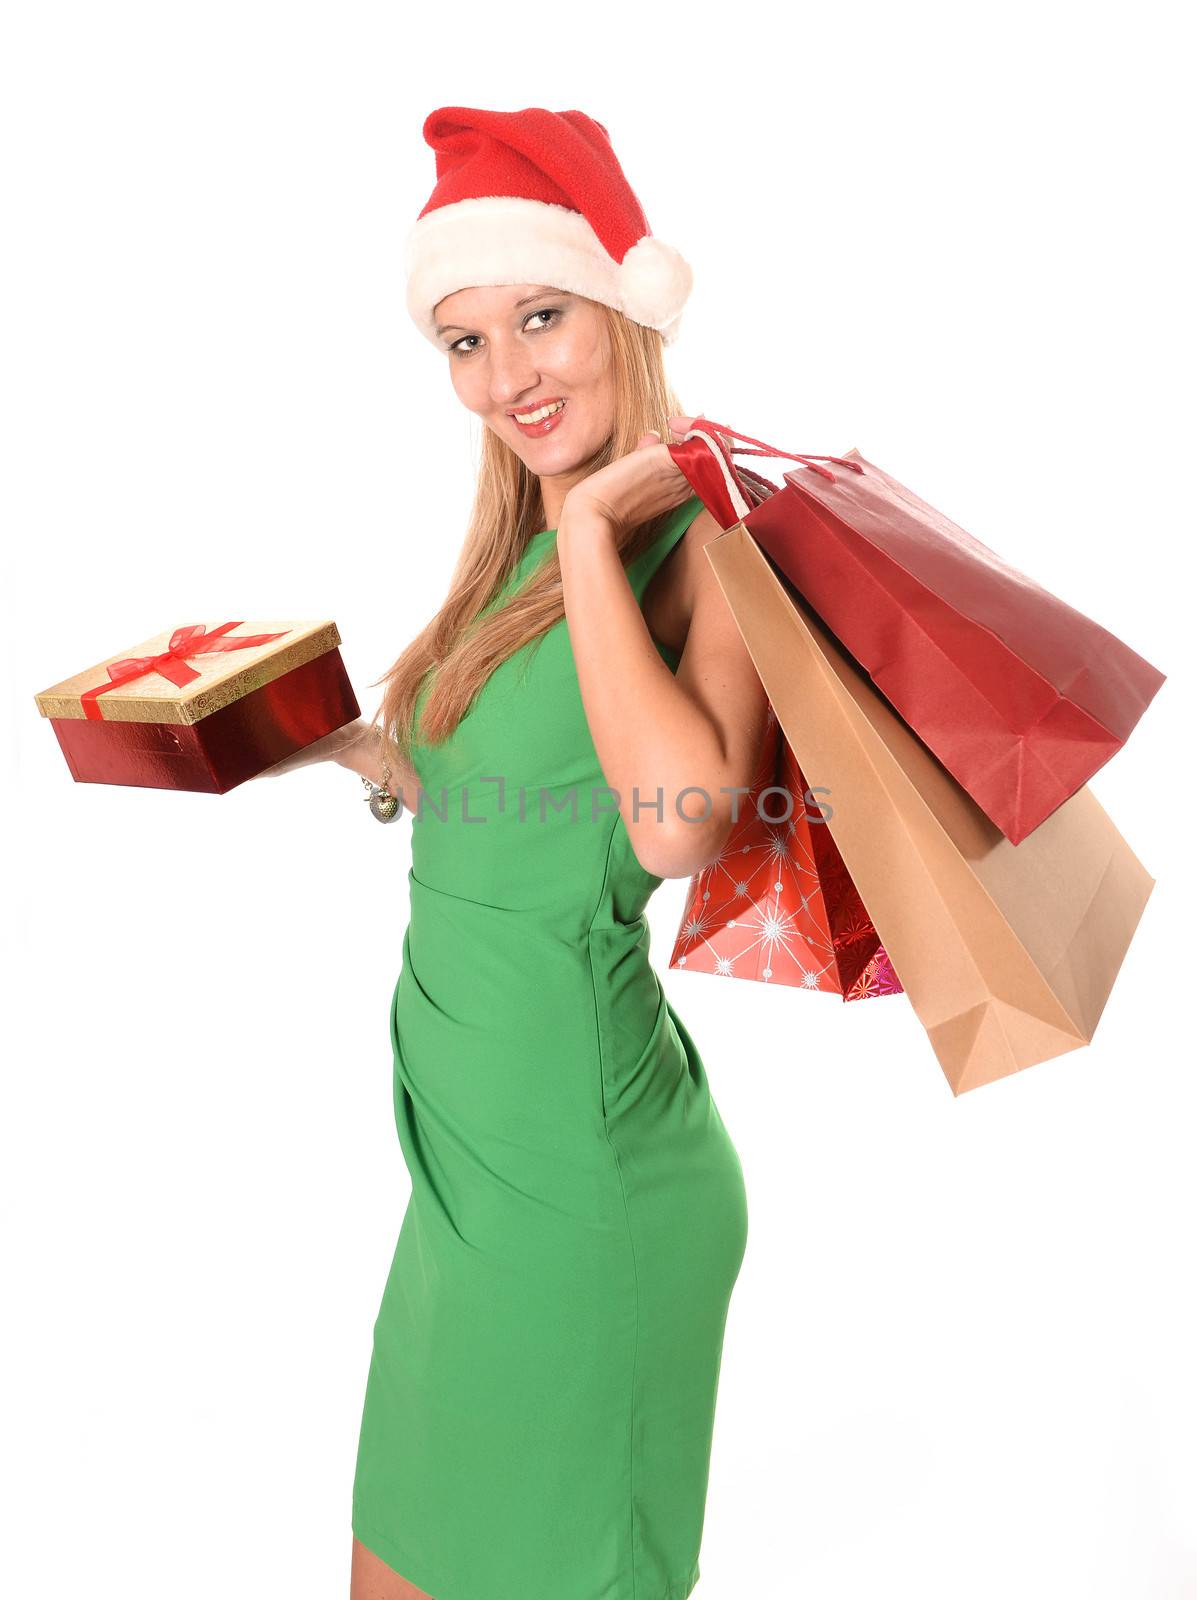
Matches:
[487,349,541,406]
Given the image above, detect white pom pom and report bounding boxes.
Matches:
[618,235,693,330]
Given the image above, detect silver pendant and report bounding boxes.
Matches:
[366,787,402,823]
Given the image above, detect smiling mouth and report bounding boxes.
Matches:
[511,398,567,430]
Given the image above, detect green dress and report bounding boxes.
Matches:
[352,493,750,1600]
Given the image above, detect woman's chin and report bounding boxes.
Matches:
[518,441,594,476]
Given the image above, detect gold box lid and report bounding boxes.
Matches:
[34,619,343,726]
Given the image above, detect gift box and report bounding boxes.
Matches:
[669,707,903,1000]
[34,619,360,793]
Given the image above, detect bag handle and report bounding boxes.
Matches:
[667,416,864,531]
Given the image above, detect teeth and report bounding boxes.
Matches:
[513,400,565,425]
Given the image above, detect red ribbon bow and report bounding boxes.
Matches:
[80,622,291,721]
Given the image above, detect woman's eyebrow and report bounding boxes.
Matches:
[436,289,566,338]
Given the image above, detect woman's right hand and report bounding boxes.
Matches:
[254,716,424,812]
[254,718,371,781]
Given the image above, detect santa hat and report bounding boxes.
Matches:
[404,106,693,349]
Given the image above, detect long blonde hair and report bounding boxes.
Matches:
[369,300,688,770]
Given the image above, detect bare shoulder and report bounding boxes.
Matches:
[669,502,770,783]
[642,504,727,656]
[677,503,729,570]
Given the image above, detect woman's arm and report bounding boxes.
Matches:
[558,501,769,880]
[255,716,425,811]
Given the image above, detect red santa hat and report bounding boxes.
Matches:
[405,106,694,349]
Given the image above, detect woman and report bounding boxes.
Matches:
[270,107,769,1600]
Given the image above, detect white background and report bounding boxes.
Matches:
[3,3,1194,1596]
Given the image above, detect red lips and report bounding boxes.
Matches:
[508,397,566,417]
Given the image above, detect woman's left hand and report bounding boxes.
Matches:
[562,415,699,535]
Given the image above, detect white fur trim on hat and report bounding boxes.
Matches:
[405,194,692,348]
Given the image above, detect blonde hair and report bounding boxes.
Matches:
[369,299,688,771]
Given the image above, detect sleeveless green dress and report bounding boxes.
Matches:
[352,493,750,1600]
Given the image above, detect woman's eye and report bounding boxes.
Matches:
[448,307,561,358]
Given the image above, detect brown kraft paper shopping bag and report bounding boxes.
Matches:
[704,524,1157,1095]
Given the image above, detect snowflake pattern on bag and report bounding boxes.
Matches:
[669,708,903,1000]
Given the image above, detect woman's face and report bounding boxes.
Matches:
[434,284,616,497]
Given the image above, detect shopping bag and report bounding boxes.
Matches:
[669,706,903,1000]
[702,521,1156,1095]
[668,420,1167,844]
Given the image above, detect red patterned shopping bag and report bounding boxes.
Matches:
[669,709,902,1000]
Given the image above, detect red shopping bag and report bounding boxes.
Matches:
[669,708,903,1000]
[668,420,1167,845]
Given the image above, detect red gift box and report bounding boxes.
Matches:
[34,619,360,793]
[669,709,903,1000]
